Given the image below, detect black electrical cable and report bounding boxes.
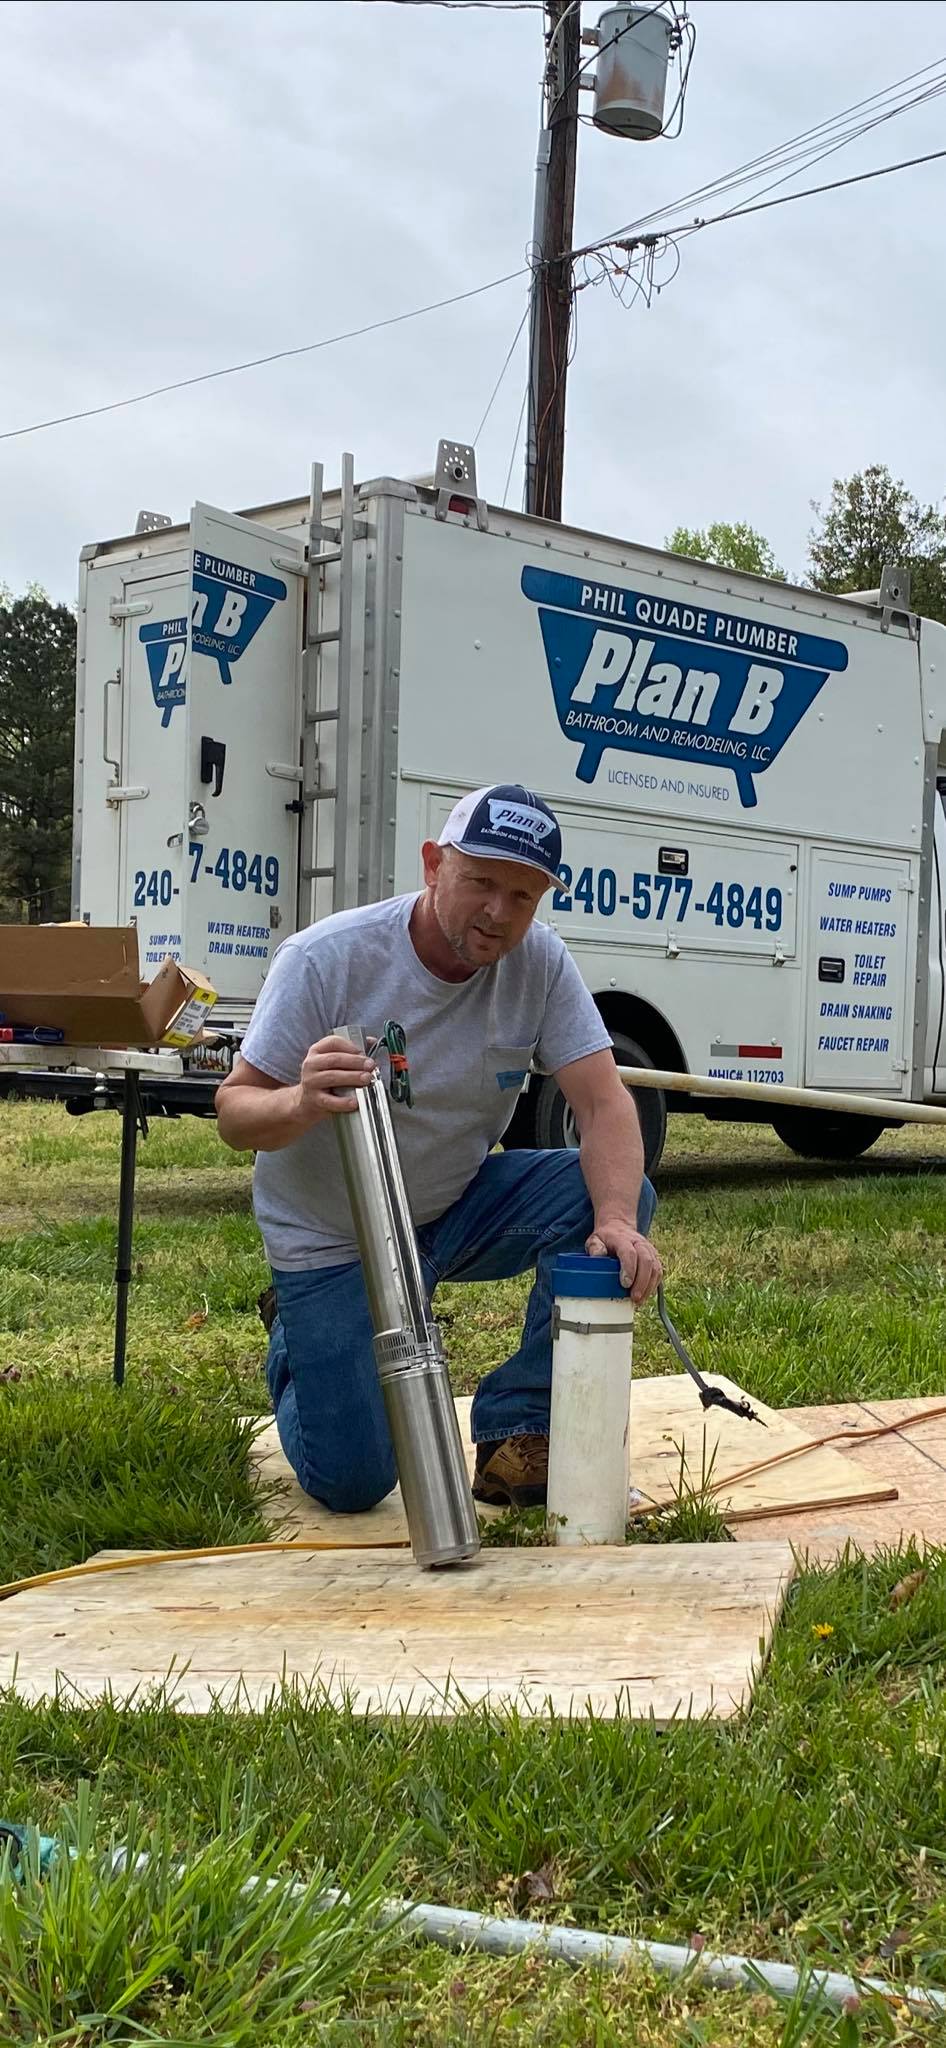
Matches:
[340,2,543,9]
[381,1021,413,1107]
[657,1289,765,1426]
[570,141,946,277]
[6,64,946,447]
[681,74,946,232]
[577,53,946,258]
[600,58,946,244]
[663,144,946,243]
[472,299,531,445]
[0,268,529,444]
[659,14,697,143]
[501,378,529,505]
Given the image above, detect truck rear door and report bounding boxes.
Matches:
[181,505,305,1012]
[117,565,190,974]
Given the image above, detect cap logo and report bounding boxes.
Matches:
[486,799,553,845]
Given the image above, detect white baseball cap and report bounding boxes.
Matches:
[437,783,562,881]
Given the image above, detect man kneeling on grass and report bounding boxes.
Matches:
[216,783,662,1514]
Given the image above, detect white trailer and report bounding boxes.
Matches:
[73,441,946,1170]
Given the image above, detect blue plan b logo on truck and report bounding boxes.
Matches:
[522,567,848,809]
[139,553,288,725]
[139,617,187,728]
[191,551,287,687]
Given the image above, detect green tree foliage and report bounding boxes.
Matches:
[665,521,784,580]
[808,464,946,621]
[0,588,77,923]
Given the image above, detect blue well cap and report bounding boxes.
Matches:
[552,1252,626,1300]
[437,783,562,883]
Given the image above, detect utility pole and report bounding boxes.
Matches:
[522,4,687,522]
[524,0,581,522]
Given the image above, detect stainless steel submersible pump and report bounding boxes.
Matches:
[333,1026,480,1569]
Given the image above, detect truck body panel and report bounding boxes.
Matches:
[73,463,946,1129]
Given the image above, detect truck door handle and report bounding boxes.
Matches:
[103,673,121,785]
[200,736,226,798]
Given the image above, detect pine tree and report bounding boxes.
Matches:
[0,589,77,922]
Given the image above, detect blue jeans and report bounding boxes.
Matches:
[267,1149,656,1514]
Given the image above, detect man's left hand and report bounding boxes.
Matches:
[586,1221,662,1304]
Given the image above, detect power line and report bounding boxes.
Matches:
[339,1,542,8]
[705,82,946,226]
[502,380,530,507]
[572,144,946,298]
[579,53,946,257]
[6,89,946,448]
[591,55,946,247]
[0,269,528,445]
[654,143,946,242]
[472,299,531,444]
[554,50,946,371]
[685,68,946,227]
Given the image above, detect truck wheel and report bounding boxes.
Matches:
[771,1109,887,1161]
[500,1085,539,1151]
[532,1032,667,1177]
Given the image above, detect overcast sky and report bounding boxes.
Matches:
[2,0,945,601]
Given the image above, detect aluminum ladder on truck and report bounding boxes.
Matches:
[299,453,362,924]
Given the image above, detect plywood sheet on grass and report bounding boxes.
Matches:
[628,1375,897,1521]
[248,1377,894,1545]
[733,1397,946,1564]
[0,1543,795,1720]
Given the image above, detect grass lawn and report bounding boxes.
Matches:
[1,1101,945,2043]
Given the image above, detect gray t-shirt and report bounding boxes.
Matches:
[239,892,611,1270]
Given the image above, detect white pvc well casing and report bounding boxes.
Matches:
[547,1291,634,1545]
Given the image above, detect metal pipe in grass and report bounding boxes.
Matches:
[334,1892,946,2020]
[6,1835,943,2020]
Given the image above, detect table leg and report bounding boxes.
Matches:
[113,1071,143,1387]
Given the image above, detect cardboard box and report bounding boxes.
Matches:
[0,927,217,1050]
[160,970,218,1049]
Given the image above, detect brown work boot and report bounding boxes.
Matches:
[473,1433,549,1510]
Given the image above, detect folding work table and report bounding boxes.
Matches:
[0,1045,184,1386]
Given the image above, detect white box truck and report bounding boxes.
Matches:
[73,439,946,1170]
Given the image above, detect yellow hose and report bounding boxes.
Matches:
[0,1538,410,1605]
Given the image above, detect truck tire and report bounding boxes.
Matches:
[532,1032,667,1177]
[500,1084,539,1151]
[771,1109,887,1161]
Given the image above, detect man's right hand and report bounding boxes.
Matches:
[295,1035,377,1121]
